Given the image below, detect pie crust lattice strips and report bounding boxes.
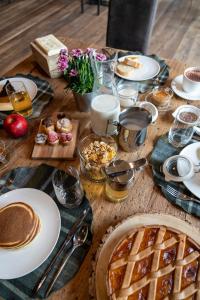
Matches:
[107,226,200,300]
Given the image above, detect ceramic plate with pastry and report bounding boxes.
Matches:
[95,214,200,300]
[116,55,160,81]
[0,188,60,279]
[0,78,37,111]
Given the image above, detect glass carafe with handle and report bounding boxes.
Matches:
[90,50,120,136]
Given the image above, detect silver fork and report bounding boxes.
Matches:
[165,185,200,204]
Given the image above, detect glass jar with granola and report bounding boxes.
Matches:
[78,134,117,182]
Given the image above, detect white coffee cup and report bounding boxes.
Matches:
[182,67,200,93]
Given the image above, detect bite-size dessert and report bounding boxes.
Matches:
[42,117,55,133]
[59,132,73,145]
[107,225,200,300]
[47,131,59,145]
[35,133,47,145]
[56,117,72,133]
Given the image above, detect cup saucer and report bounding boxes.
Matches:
[171,75,200,101]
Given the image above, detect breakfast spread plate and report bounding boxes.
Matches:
[171,75,200,101]
[116,55,160,81]
[0,77,38,111]
[180,142,200,199]
[95,213,200,300]
[0,188,61,279]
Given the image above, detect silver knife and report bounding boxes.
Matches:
[32,207,90,295]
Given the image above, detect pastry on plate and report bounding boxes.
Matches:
[124,56,142,68]
[47,131,59,145]
[56,117,72,133]
[59,132,73,145]
[107,225,200,299]
[116,63,134,77]
[42,117,55,133]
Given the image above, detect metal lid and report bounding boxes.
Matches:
[104,160,134,190]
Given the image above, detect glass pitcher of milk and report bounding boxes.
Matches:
[90,50,120,136]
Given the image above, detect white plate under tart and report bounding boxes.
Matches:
[95,213,200,300]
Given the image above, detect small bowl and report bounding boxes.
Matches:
[145,86,173,112]
[78,134,117,182]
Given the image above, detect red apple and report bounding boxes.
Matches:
[3,114,28,138]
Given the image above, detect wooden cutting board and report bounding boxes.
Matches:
[32,118,79,160]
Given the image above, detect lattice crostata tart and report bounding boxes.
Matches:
[107,225,200,299]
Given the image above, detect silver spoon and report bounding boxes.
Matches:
[45,225,88,297]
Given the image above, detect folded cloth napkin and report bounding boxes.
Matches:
[149,134,200,218]
[0,164,93,300]
[117,51,170,93]
[0,74,53,119]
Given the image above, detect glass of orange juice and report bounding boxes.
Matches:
[6,81,33,117]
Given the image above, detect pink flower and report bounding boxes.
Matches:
[60,48,68,56]
[71,48,83,58]
[86,48,95,55]
[69,69,78,77]
[95,53,107,61]
[58,50,69,71]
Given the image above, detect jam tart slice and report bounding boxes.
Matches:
[107,226,200,300]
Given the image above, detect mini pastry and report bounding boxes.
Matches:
[59,132,73,145]
[116,63,134,77]
[42,117,55,133]
[47,131,59,145]
[35,133,47,145]
[56,118,72,133]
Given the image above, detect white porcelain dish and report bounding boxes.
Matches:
[116,55,160,81]
[0,188,61,279]
[171,75,200,101]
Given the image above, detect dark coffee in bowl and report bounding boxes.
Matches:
[185,69,200,82]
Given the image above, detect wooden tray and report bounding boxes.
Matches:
[32,118,79,160]
[94,213,200,300]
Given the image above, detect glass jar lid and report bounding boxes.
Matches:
[162,155,196,182]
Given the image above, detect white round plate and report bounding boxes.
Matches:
[0,77,38,111]
[0,188,61,279]
[180,143,200,199]
[95,213,200,300]
[171,75,200,101]
[116,55,160,81]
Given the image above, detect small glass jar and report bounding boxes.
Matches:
[104,160,135,202]
[117,81,139,108]
[145,87,173,112]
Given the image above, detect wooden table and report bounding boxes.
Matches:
[1,37,200,300]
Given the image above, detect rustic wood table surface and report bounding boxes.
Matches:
[1,37,200,300]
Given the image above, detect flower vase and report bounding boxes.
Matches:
[73,91,94,112]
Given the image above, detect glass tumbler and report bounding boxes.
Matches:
[52,167,84,208]
[168,107,198,148]
[6,81,33,117]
